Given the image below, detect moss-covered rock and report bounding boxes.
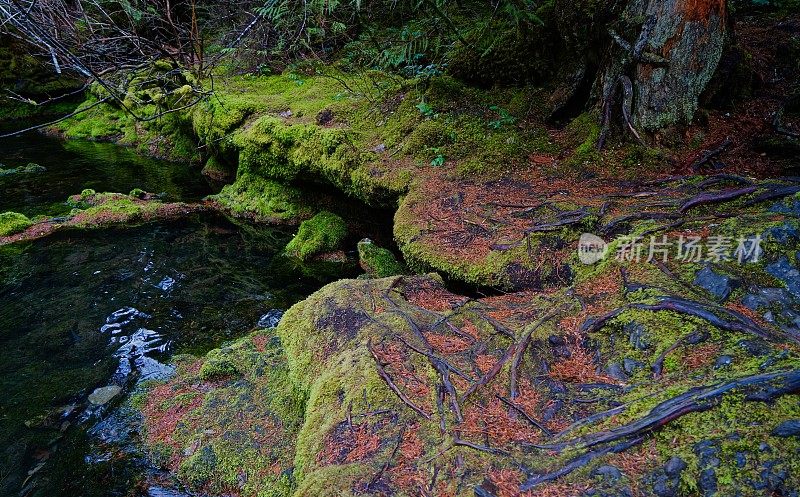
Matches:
[285,211,347,261]
[139,331,305,497]
[357,238,405,278]
[210,173,315,224]
[0,212,31,236]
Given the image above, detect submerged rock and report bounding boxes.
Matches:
[88,385,122,406]
[257,309,284,328]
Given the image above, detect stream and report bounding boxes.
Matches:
[0,132,341,496]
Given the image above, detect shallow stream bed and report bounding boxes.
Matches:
[0,133,334,496]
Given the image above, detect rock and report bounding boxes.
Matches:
[772,419,800,438]
[685,330,710,345]
[735,452,747,468]
[742,292,766,311]
[737,339,771,357]
[765,257,800,299]
[592,465,622,482]
[257,309,284,329]
[698,468,718,496]
[743,287,794,311]
[88,385,122,406]
[626,322,651,350]
[316,108,334,125]
[694,440,721,468]
[694,266,735,301]
[652,474,677,497]
[714,355,733,368]
[759,442,772,452]
[605,363,628,381]
[623,357,644,374]
[279,109,292,118]
[763,223,800,244]
[548,334,566,346]
[552,345,572,359]
[371,143,386,153]
[770,199,800,217]
[664,456,687,477]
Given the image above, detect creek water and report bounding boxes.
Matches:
[0,132,334,496]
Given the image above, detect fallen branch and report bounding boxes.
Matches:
[686,137,732,171]
[453,437,509,456]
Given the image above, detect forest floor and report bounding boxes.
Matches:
[2,10,800,497]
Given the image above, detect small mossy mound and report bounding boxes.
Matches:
[285,211,347,261]
[357,238,405,278]
[200,156,233,181]
[0,212,32,236]
[0,163,46,176]
[210,173,314,224]
[198,348,240,381]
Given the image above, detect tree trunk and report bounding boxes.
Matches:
[601,0,729,138]
[552,0,729,140]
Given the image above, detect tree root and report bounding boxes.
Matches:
[530,369,800,453]
[582,296,794,344]
[496,395,552,436]
[598,75,645,150]
[678,185,757,213]
[520,436,645,491]
[367,339,431,420]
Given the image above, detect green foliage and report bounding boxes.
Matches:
[487,105,516,129]
[285,211,347,261]
[0,212,32,236]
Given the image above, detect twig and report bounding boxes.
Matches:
[0,96,111,138]
[453,437,509,456]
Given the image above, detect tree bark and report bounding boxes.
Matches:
[602,0,729,135]
[553,0,729,138]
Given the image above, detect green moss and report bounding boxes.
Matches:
[200,156,232,180]
[565,111,601,166]
[285,211,347,261]
[137,330,306,497]
[199,349,240,381]
[0,212,32,236]
[357,239,405,278]
[210,173,314,223]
